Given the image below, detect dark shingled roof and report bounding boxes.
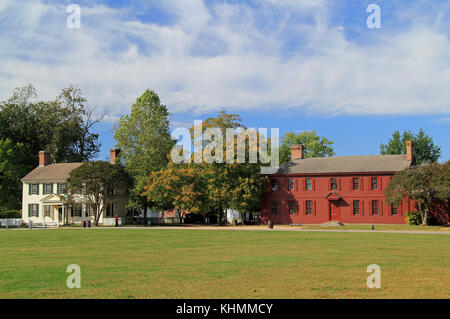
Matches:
[276,155,411,175]
[21,163,83,182]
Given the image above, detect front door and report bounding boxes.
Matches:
[329,200,340,221]
[58,207,63,221]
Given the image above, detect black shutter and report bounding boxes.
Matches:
[28,184,31,195]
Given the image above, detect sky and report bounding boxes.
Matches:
[0,0,449,161]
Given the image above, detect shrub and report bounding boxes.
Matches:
[0,210,21,219]
[405,211,422,225]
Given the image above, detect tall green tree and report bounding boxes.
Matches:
[279,130,335,164]
[380,129,441,164]
[0,84,101,210]
[384,161,449,225]
[67,161,133,226]
[143,111,267,224]
[113,89,175,217]
[0,139,32,210]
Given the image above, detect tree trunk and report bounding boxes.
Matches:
[422,209,429,226]
[143,203,148,226]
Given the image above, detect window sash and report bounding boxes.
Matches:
[306,178,312,190]
[353,200,360,215]
[30,204,39,217]
[43,183,53,195]
[288,201,296,214]
[44,205,51,217]
[73,206,82,217]
[371,177,378,190]
[306,201,313,215]
[288,179,294,191]
[58,183,67,194]
[271,202,277,214]
[30,184,39,195]
[353,178,360,190]
[391,203,398,215]
[330,178,337,190]
[271,180,278,191]
[372,200,379,215]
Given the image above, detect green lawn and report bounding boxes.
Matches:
[0,228,449,299]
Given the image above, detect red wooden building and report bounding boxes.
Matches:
[261,141,416,224]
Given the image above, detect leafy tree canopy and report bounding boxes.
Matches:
[67,161,133,226]
[0,83,101,209]
[113,89,174,212]
[279,130,335,164]
[143,111,268,224]
[384,161,449,225]
[380,129,441,164]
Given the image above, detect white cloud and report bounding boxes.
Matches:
[0,0,449,119]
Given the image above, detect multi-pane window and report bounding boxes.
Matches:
[288,179,295,191]
[57,183,67,194]
[30,184,39,195]
[44,205,51,217]
[391,203,398,215]
[353,200,360,215]
[371,177,378,190]
[306,200,313,215]
[353,178,360,190]
[331,178,337,190]
[43,183,53,195]
[372,200,379,215]
[29,204,39,217]
[271,179,278,191]
[73,206,82,217]
[106,203,115,217]
[271,201,277,215]
[288,201,296,215]
[306,178,312,190]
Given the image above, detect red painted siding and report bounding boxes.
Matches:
[261,173,415,224]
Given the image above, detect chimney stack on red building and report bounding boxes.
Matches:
[405,140,413,162]
[291,145,304,160]
[39,151,51,167]
[110,149,120,164]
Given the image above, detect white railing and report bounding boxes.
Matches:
[0,218,23,229]
[28,219,59,229]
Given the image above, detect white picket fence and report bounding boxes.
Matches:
[0,218,23,229]
[28,219,59,229]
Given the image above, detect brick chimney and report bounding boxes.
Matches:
[405,140,413,162]
[110,148,120,164]
[39,151,51,167]
[291,145,304,160]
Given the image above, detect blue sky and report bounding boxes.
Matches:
[0,0,449,161]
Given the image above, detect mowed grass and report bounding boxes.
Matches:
[0,228,449,299]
